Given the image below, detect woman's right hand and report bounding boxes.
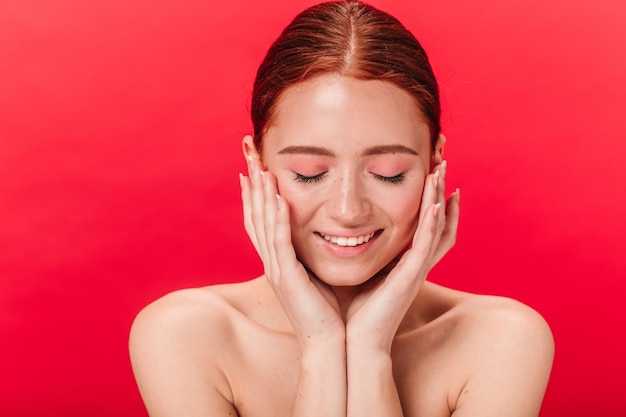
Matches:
[240,156,345,349]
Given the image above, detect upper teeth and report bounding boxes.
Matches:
[320,232,376,247]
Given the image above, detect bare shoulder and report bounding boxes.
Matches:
[456,289,553,341]
[429,284,555,416]
[457,289,554,366]
[129,277,271,343]
[129,279,271,367]
[130,284,240,359]
[420,282,553,346]
[129,280,263,416]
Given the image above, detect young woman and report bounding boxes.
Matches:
[129,2,554,416]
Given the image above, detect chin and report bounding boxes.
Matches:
[304,261,385,288]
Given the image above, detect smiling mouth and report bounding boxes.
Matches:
[318,231,377,247]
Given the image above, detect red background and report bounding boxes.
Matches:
[1,0,625,415]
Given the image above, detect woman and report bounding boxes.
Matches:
[129,1,554,416]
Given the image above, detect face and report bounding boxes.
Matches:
[246,75,443,287]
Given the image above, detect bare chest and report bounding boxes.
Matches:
[225,323,458,417]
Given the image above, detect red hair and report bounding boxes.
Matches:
[251,0,441,152]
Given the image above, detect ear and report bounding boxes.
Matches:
[242,134,261,162]
[431,134,446,170]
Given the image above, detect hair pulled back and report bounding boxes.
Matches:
[252,0,440,152]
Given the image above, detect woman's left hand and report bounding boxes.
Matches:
[345,161,460,352]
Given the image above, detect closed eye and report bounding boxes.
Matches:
[294,171,327,184]
[372,172,405,184]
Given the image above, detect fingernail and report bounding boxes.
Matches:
[433,202,442,217]
[441,160,447,180]
[239,172,244,187]
[260,169,266,184]
[456,187,461,201]
[275,193,282,209]
[432,171,439,188]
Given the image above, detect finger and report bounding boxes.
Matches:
[262,170,277,237]
[240,173,260,254]
[412,202,440,254]
[382,201,439,299]
[431,188,460,266]
[272,193,301,276]
[271,193,315,307]
[395,201,439,275]
[418,165,440,229]
[437,160,447,207]
[262,170,280,279]
[429,160,448,254]
[248,156,270,266]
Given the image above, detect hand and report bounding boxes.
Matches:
[345,161,461,352]
[240,155,345,348]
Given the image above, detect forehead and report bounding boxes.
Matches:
[264,75,431,155]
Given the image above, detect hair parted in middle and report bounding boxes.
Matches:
[251,0,441,153]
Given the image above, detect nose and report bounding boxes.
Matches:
[325,170,372,225]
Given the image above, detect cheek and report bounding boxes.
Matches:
[385,183,425,226]
[274,177,315,223]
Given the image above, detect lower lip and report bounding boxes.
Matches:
[315,231,381,258]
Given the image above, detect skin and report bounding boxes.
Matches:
[129,75,554,417]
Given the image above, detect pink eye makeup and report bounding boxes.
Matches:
[278,153,418,185]
[367,158,413,185]
[283,156,330,185]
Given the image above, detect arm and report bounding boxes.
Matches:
[294,342,347,417]
[346,344,403,416]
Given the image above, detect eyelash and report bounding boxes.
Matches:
[373,172,406,184]
[293,171,406,185]
[294,172,327,184]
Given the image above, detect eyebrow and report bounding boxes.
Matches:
[277,146,334,156]
[277,144,419,156]
[362,145,419,156]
